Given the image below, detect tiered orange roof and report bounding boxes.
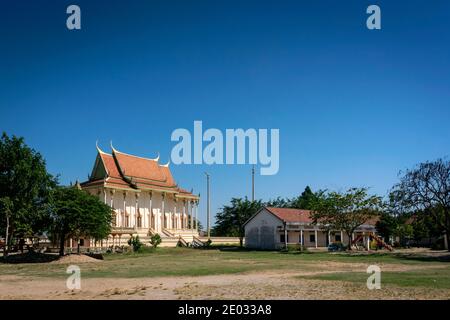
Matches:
[80,143,198,199]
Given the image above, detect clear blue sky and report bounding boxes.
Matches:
[1,0,449,227]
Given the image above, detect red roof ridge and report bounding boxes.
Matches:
[110,142,160,162]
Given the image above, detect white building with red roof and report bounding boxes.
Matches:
[78,142,200,248]
[244,207,379,250]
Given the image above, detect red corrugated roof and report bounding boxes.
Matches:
[264,207,379,226]
[265,207,313,223]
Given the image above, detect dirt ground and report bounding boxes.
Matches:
[0,261,448,300]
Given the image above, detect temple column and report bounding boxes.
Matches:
[162,192,166,229]
[182,200,186,229]
[189,200,193,230]
[193,201,196,231]
[328,231,331,245]
[134,193,139,228]
[174,198,177,230]
[300,229,303,246]
[170,196,174,229]
[123,192,127,227]
[142,194,146,228]
[110,189,116,226]
[340,231,343,243]
[149,191,153,230]
[194,201,198,231]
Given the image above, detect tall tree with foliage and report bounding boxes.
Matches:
[212,197,263,247]
[310,187,382,250]
[375,212,399,243]
[0,133,56,256]
[391,159,450,251]
[265,196,292,208]
[292,186,316,209]
[49,187,113,256]
[411,209,444,246]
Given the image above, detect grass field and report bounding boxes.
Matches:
[0,247,449,299]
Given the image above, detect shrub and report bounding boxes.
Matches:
[282,244,308,253]
[150,233,162,248]
[127,235,143,252]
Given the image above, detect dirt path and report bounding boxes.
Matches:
[0,263,448,300]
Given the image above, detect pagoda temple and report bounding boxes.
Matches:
[78,142,200,248]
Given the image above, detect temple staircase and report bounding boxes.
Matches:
[125,227,201,247]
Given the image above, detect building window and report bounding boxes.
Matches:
[79,239,85,246]
[309,234,315,243]
[335,234,342,242]
[280,234,288,243]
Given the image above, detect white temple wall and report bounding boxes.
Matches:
[91,186,195,232]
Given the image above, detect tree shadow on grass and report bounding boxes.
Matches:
[0,252,60,264]
[392,252,450,263]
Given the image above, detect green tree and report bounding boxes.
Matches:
[49,187,113,256]
[375,212,399,243]
[265,197,292,208]
[150,233,162,248]
[0,133,56,256]
[410,208,444,245]
[391,159,450,251]
[212,197,263,247]
[394,224,414,246]
[128,235,143,252]
[292,186,316,209]
[310,187,382,250]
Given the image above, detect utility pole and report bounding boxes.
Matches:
[251,165,255,202]
[205,172,211,239]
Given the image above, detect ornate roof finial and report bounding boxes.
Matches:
[151,152,160,162]
[160,159,170,167]
[110,140,118,154]
[96,140,107,154]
